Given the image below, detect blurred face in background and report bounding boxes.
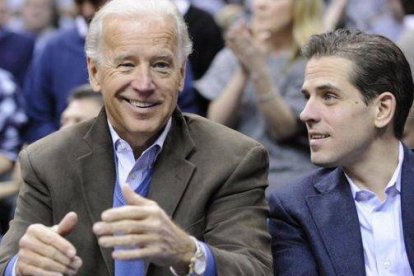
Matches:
[22,0,55,33]
[251,0,294,35]
[75,0,107,23]
[60,98,102,129]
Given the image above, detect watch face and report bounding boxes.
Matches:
[194,255,207,275]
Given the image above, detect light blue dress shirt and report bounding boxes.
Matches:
[346,143,412,276]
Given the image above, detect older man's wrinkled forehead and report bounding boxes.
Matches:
[102,14,178,50]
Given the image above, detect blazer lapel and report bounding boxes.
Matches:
[77,109,115,275]
[306,169,365,276]
[148,110,196,218]
[145,111,196,274]
[401,145,414,271]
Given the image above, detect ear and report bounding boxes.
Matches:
[87,57,102,92]
[374,92,396,129]
[178,60,187,92]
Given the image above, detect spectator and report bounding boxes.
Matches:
[269,29,414,275]
[11,0,60,52]
[196,0,324,194]
[23,0,107,143]
[325,0,404,41]
[0,0,272,275]
[398,0,414,79]
[0,69,27,178]
[174,0,225,116]
[0,0,34,86]
[0,68,27,235]
[60,84,103,129]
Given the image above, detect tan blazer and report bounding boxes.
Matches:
[0,109,273,275]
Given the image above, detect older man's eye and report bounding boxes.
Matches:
[154,62,171,71]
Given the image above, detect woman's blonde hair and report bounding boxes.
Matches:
[291,0,324,57]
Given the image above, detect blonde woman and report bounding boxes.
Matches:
[195,0,324,194]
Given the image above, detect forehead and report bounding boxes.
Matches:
[303,56,356,91]
[101,15,178,54]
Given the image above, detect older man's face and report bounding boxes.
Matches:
[88,15,185,151]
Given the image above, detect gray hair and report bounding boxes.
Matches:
[85,0,192,65]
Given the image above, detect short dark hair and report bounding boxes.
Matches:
[301,29,414,138]
[68,84,103,105]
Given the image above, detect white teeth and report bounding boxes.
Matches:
[129,100,155,108]
[311,134,329,139]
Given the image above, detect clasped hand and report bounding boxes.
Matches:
[16,185,195,275]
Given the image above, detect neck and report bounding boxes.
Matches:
[343,138,400,201]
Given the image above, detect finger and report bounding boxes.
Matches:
[19,248,74,274]
[93,219,154,236]
[100,204,156,222]
[19,233,73,266]
[98,233,156,248]
[30,225,77,259]
[57,212,78,236]
[17,260,64,276]
[53,212,78,236]
[68,256,83,272]
[121,184,151,206]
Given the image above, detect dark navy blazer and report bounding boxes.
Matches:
[269,145,414,276]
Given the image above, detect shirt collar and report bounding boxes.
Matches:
[348,142,404,200]
[108,118,172,157]
[174,0,190,15]
[403,15,414,31]
[75,16,88,38]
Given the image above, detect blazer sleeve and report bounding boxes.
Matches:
[269,193,319,276]
[0,148,54,274]
[206,144,273,276]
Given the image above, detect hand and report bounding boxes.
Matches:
[16,212,82,276]
[93,185,195,273]
[226,21,266,74]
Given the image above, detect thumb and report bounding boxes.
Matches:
[52,211,78,236]
[121,184,147,206]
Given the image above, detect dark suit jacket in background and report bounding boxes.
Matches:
[0,109,273,275]
[269,145,414,276]
[0,28,34,86]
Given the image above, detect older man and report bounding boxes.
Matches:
[269,29,414,275]
[0,0,272,275]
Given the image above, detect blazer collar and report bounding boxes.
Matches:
[401,144,414,270]
[77,108,115,275]
[306,168,365,276]
[147,109,196,218]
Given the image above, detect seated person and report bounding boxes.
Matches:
[269,29,414,275]
[60,84,103,128]
[0,69,27,235]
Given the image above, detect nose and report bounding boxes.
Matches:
[299,98,319,124]
[130,67,156,93]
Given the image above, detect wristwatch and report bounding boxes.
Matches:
[170,236,207,276]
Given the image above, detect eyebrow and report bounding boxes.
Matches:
[301,83,341,95]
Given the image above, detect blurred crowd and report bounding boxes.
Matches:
[0,0,414,237]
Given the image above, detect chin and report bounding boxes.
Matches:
[311,156,338,168]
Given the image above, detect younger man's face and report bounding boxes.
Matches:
[300,56,378,168]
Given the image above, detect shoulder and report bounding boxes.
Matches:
[22,119,93,162]
[41,27,81,49]
[183,113,267,156]
[268,168,335,209]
